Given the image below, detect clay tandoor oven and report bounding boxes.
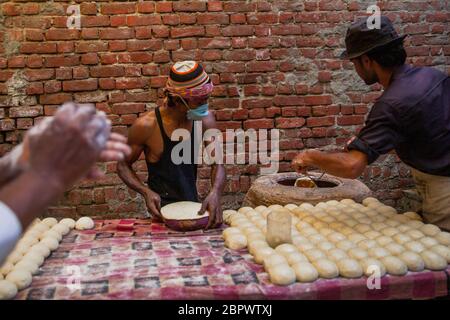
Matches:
[243,172,372,207]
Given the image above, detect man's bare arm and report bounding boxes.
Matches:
[292,149,368,179]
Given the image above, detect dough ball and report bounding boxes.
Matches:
[302,217,318,226]
[317,241,335,252]
[312,221,328,230]
[364,230,382,240]
[381,256,408,276]
[360,258,386,277]
[247,232,266,243]
[336,240,356,251]
[435,231,450,246]
[41,217,57,228]
[40,230,62,242]
[296,242,315,253]
[397,225,412,233]
[340,199,356,205]
[393,234,412,245]
[0,262,14,276]
[337,259,363,278]
[238,206,253,214]
[5,270,32,290]
[248,240,269,255]
[301,227,319,237]
[29,244,51,258]
[32,223,50,234]
[313,259,339,279]
[275,244,298,257]
[354,224,372,234]
[327,232,346,243]
[0,280,18,300]
[368,247,390,259]
[327,248,349,262]
[284,203,298,211]
[326,200,340,206]
[348,248,369,260]
[51,224,70,236]
[398,251,425,272]
[340,227,355,236]
[292,261,319,282]
[372,216,387,223]
[344,219,358,228]
[253,206,267,213]
[75,217,95,230]
[329,222,345,229]
[419,237,439,248]
[385,243,405,256]
[24,229,41,240]
[6,251,23,264]
[347,233,367,244]
[406,220,424,229]
[308,234,327,245]
[381,227,399,237]
[420,251,447,271]
[378,206,398,215]
[267,204,283,211]
[385,220,401,228]
[291,235,308,245]
[19,236,39,248]
[242,226,260,237]
[404,241,426,254]
[14,260,39,275]
[253,247,275,265]
[358,239,377,250]
[22,251,44,266]
[406,229,425,240]
[40,237,60,251]
[285,252,307,265]
[304,249,326,262]
[263,253,288,271]
[375,235,394,247]
[319,228,334,237]
[224,234,247,250]
[420,224,441,237]
[222,227,242,238]
[321,216,337,224]
[268,264,296,286]
[403,212,422,221]
[362,197,380,206]
[429,245,450,263]
[59,218,76,229]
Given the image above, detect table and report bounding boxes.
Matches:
[15,219,450,300]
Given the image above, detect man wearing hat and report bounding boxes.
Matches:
[292,16,450,230]
[118,61,225,229]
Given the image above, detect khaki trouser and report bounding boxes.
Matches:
[411,168,450,232]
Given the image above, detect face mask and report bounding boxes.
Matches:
[186,103,209,120]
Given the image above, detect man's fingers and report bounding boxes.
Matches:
[106,140,132,157]
[73,104,97,130]
[86,166,105,180]
[198,200,207,215]
[109,132,128,143]
[98,150,125,162]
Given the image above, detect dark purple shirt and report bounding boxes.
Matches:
[347,64,450,176]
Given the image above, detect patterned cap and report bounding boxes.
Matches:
[166,61,213,98]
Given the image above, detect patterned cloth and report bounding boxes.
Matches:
[15,219,449,300]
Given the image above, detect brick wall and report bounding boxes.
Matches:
[0,1,449,218]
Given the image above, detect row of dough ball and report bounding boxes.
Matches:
[0,216,95,300]
[223,200,450,285]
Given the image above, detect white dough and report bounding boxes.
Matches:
[336,240,356,251]
[435,232,450,246]
[42,217,58,227]
[347,233,367,244]
[248,240,268,255]
[41,230,62,242]
[358,239,377,250]
[0,280,18,300]
[6,270,32,290]
[6,251,23,264]
[327,248,348,262]
[406,229,425,240]
[393,234,412,245]
[317,241,335,252]
[263,253,288,271]
[0,262,14,276]
[398,251,425,272]
[429,245,450,263]
[419,237,439,248]
[337,259,363,278]
[291,261,319,282]
[22,251,44,266]
[381,227,399,237]
[404,241,426,254]
[313,259,339,279]
[285,252,307,265]
[268,264,296,286]
[40,237,60,251]
[222,227,242,238]
[376,236,394,247]
[75,217,95,230]
[360,258,386,277]
[51,224,70,235]
[59,218,76,229]
[385,243,405,256]
[381,256,408,276]
[14,260,39,275]
[347,248,369,260]
[253,247,275,264]
[304,249,326,262]
[420,251,447,270]
[420,224,440,237]
[368,247,390,259]
[224,234,247,250]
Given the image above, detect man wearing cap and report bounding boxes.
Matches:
[292,16,450,231]
[118,61,225,229]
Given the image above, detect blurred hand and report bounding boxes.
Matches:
[291,150,314,174]
[198,191,222,229]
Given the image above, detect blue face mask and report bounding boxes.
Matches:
[186,103,209,120]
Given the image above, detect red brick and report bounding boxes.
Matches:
[100,28,134,40]
[40,93,72,105]
[170,26,205,38]
[137,1,155,13]
[112,103,146,115]
[337,115,365,126]
[24,69,54,81]
[45,56,79,68]
[63,79,98,92]
[223,1,256,12]
[247,61,277,72]
[273,96,304,106]
[127,15,161,26]
[276,117,306,128]
[23,3,40,15]
[173,1,207,12]
[155,2,173,13]
[243,119,274,130]
[116,78,148,89]
[81,53,99,65]
[208,1,223,12]
[25,29,44,41]
[222,25,254,36]
[118,52,153,64]
[306,116,335,127]
[81,16,110,27]
[1,3,21,16]
[80,2,97,15]
[242,98,273,109]
[45,29,79,41]
[44,81,62,94]
[20,42,57,54]
[197,13,230,25]
[127,40,162,51]
[101,3,135,14]
[99,78,116,90]
[90,66,125,78]
[304,95,332,105]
